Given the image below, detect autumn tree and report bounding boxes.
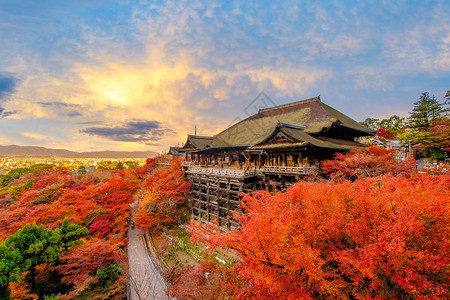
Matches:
[364,92,449,159]
[135,160,190,232]
[403,91,449,158]
[54,239,122,286]
[189,174,450,299]
[0,165,139,298]
[89,216,113,237]
[321,146,416,180]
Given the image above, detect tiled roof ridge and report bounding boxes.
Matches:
[258,96,320,113]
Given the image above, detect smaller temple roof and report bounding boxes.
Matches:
[180,135,214,151]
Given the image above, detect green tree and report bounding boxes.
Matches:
[0,244,22,299]
[407,92,449,158]
[77,166,87,175]
[4,223,61,291]
[408,92,446,130]
[124,160,137,168]
[364,115,406,134]
[379,115,406,132]
[58,218,89,251]
[364,117,380,131]
[96,263,122,287]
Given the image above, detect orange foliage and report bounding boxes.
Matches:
[190,174,450,299]
[135,162,190,232]
[0,166,141,298]
[322,146,417,180]
[9,281,38,300]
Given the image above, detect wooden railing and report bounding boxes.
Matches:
[185,164,317,177]
[264,165,317,175]
[186,166,256,178]
[181,161,195,167]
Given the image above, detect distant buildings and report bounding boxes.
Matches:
[0,157,148,174]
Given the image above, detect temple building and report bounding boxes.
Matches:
[176,96,374,230]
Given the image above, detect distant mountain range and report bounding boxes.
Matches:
[0,145,157,159]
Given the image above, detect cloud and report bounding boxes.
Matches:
[80,120,174,145]
[0,107,16,118]
[75,121,104,125]
[38,101,82,118]
[21,131,50,141]
[0,1,449,151]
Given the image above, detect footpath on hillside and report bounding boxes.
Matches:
[127,200,171,300]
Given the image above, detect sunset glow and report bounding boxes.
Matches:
[0,1,448,152]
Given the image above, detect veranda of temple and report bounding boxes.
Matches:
[172,96,374,230]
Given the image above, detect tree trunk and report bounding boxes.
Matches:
[30,265,36,292]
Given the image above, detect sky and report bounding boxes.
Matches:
[0,0,449,152]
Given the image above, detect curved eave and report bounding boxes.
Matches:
[248,142,309,150]
[335,124,375,137]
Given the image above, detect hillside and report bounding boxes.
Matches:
[0,145,157,158]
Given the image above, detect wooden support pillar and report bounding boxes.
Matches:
[258,153,262,167]
[216,178,220,226]
[282,153,286,166]
[206,178,211,222]
[190,180,195,221]
[226,179,231,231]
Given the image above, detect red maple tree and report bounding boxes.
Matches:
[322,146,416,180]
[189,174,450,299]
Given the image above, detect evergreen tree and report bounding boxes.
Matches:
[4,223,61,292]
[408,92,446,130]
[407,92,449,158]
[58,217,89,251]
[0,245,22,300]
